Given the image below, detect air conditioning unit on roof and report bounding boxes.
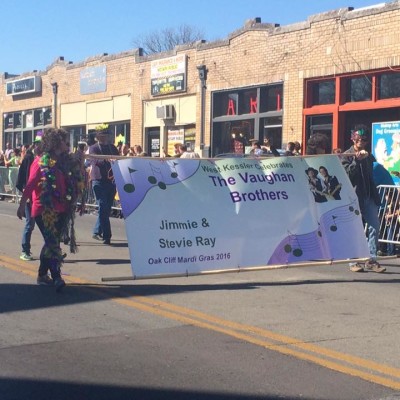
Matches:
[156,104,174,119]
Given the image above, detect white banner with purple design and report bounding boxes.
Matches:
[112,155,369,278]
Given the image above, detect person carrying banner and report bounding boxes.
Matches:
[305,132,330,155]
[88,124,119,245]
[342,124,386,273]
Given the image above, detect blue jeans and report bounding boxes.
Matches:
[360,197,380,260]
[92,180,116,241]
[21,202,45,254]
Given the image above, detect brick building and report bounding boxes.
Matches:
[2,1,400,156]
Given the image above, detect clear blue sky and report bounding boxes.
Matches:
[0,0,382,75]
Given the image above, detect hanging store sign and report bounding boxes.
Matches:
[6,76,41,96]
[151,54,186,96]
[80,66,107,94]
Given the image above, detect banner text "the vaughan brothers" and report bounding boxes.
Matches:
[208,171,294,203]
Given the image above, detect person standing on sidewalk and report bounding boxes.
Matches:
[88,124,119,245]
[17,128,84,291]
[5,147,22,202]
[16,134,44,261]
[342,124,386,273]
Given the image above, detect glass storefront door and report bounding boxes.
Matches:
[306,115,333,154]
[212,119,254,156]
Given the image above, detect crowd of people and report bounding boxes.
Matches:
[0,143,25,202]
[1,123,399,292]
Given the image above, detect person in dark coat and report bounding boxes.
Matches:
[342,124,385,273]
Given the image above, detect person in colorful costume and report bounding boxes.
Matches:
[17,128,85,291]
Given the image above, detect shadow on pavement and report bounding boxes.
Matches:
[1,275,400,313]
[0,378,317,400]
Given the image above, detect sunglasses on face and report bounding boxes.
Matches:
[355,138,367,142]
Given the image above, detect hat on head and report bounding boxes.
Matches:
[95,123,110,135]
[34,130,43,143]
[351,124,369,141]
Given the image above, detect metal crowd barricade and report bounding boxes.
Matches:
[377,185,400,254]
[0,166,8,197]
[0,165,20,202]
[79,169,122,217]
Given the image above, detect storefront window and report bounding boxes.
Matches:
[64,126,86,149]
[305,114,333,154]
[4,114,13,130]
[346,76,372,102]
[108,122,131,146]
[260,85,283,112]
[23,112,33,129]
[184,125,196,151]
[34,109,45,127]
[238,88,258,114]
[14,113,22,129]
[262,116,283,149]
[213,92,237,117]
[311,81,335,105]
[212,120,254,155]
[14,131,23,148]
[212,84,283,156]
[22,131,34,145]
[378,72,400,99]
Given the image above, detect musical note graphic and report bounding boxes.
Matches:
[169,161,179,178]
[317,222,322,237]
[348,203,360,215]
[123,167,136,193]
[148,162,167,190]
[330,215,338,232]
[284,231,303,257]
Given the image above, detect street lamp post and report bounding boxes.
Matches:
[197,64,208,155]
[51,82,58,128]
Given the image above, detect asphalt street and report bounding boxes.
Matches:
[0,201,400,400]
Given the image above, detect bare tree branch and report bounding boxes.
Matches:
[133,24,205,55]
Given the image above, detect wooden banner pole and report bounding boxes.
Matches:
[100,256,397,282]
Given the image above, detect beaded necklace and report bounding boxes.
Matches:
[38,152,85,250]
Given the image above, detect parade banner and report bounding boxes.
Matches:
[112,155,369,278]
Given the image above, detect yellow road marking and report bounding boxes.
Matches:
[1,254,400,390]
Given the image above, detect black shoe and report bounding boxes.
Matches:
[103,239,111,245]
[55,278,66,292]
